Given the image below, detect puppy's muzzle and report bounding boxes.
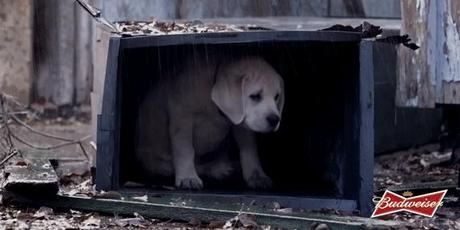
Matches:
[266,114,280,128]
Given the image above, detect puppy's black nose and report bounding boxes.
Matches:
[266,114,280,128]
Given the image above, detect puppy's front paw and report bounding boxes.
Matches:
[176,176,203,190]
[246,170,272,189]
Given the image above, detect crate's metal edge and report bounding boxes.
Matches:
[96,37,121,191]
[119,31,362,49]
[358,40,375,217]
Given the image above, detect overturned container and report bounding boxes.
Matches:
[95,23,374,216]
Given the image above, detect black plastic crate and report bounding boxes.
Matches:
[96,31,374,216]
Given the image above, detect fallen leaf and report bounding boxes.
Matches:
[16,212,33,221]
[314,223,330,230]
[15,161,28,167]
[93,191,122,200]
[132,195,148,202]
[115,217,144,227]
[420,159,430,168]
[70,209,81,215]
[80,216,101,229]
[188,217,201,226]
[123,181,145,188]
[208,220,225,228]
[33,206,53,219]
[276,208,293,214]
[134,212,145,221]
[224,214,258,229]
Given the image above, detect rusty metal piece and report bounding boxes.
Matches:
[74,0,120,34]
[75,0,100,17]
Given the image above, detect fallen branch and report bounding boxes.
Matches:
[10,133,91,152]
[0,149,19,166]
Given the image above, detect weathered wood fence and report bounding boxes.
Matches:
[34,0,94,106]
[0,0,401,106]
[397,0,460,108]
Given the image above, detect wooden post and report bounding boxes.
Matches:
[437,1,460,105]
[396,0,437,108]
[0,0,33,105]
[34,0,75,106]
[75,3,94,105]
[34,0,94,106]
[358,40,374,216]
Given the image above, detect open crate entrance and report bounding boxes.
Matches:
[97,31,374,216]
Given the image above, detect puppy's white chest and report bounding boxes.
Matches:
[193,111,230,155]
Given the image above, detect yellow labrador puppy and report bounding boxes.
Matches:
[136,56,284,189]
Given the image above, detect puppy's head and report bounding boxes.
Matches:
[212,57,284,133]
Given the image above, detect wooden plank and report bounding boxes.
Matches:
[100,0,328,21]
[34,0,75,106]
[398,0,460,106]
[96,37,121,191]
[101,0,401,21]
[2,192,406,230]
[177,0,328,19]
[358,40,374,216]
[396,0,437,108]
[2,159,58,196]
[437,1,460,105]
[443,82,460,105]
[75,4,94,105]
[329,0,401,18]
[34,0,95,106]
[91,28,112,167]
[102,0,178,21]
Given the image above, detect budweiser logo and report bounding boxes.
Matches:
[371,190,447,218]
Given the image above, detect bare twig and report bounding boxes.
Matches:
[74,0,120,33]
[9,114,91,161]
[10,115,75,142]
[11,133,91,151]
[75,0,101,17]
[78,142,90,161]
[1,95,14,150]
[0,93,20,166]
[0,92,23,109]
[0,91,91,165]
[0,149,19,166]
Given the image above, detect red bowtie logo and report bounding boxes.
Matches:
[371,190,447,218]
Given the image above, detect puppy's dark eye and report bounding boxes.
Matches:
[250,93,262,102]
[275,94,280,101]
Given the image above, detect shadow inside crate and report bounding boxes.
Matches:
[118,41,360,199]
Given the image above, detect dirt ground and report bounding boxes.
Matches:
[0,112,459,229]
[373,145,460,229]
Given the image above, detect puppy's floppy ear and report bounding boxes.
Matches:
[212,66,246,125]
